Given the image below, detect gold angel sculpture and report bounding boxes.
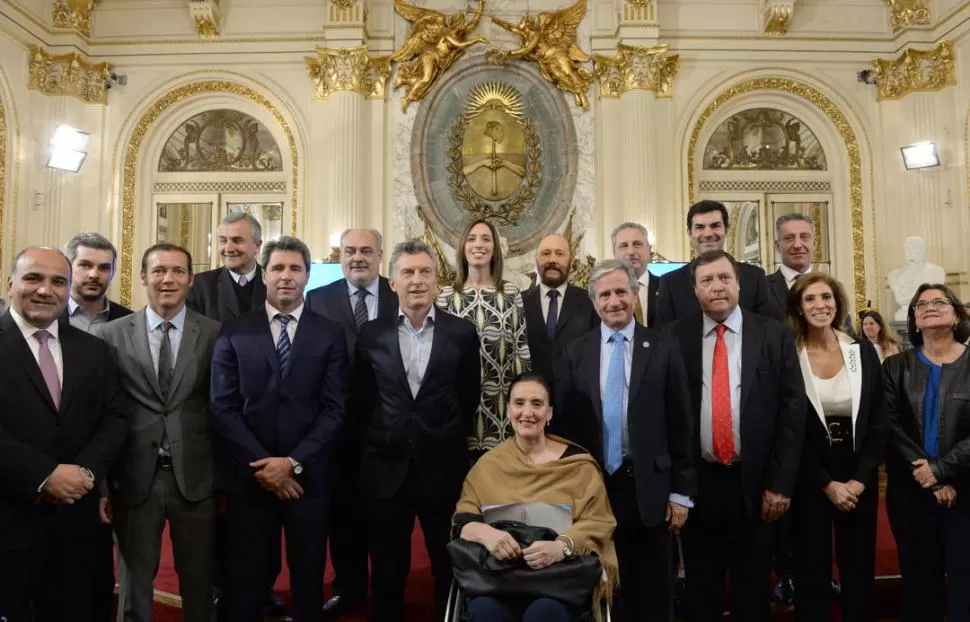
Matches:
[487,0,592,110]
[391,0,487,112]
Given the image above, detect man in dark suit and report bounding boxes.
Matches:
[305,228,398,616]
[0,247,128,622]
[522,233,598,389]
[612,222,660,327]
[187,211,266,323]
[353,241,480,622]
[97,243,222,622]
[554,259,695,622]
[655,200,781,329]
[666,250,805,622]
[210,236,347,622]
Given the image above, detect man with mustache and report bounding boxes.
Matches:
[655,201,781,329]
[522,233,597,391]
[305,228,398,617]
[612,223,660,327]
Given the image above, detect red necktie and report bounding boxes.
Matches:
[712,324,735,464]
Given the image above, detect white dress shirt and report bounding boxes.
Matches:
[700,306,743,463]
[266,301,304,345]
[539,282,568,325]
[346,277,381,322]
[10,307,63,386]
[779,263,811,290]
[229,265,258,285]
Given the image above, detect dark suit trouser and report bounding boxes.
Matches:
[368,467,455,622]
[114,468,216,622]
[887,476,970,622]
[224,492,328,622]
[682,464,774,622]
[92,523,116,622]
[792,485,877,622]
[0,499,99,622]
[606,465,674,622]
[328,443,369,601]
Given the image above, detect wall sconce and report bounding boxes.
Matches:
[328,231,342,262]
[900,142,940,170]
[47,125,90,172]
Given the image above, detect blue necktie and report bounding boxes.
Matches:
[276,314,293,377]
[603,331,625,474]
[546,290,559,340]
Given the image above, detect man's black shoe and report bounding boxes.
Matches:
[323,593,366,617]
[773,576,796,606]
[264,591,286,617]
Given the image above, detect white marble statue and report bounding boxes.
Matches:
[887,236,946,321]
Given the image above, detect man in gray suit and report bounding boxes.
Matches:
[96,243,222,622]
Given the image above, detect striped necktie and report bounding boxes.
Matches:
[276,314,293,377]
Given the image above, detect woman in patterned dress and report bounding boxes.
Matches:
[438,219,531,459]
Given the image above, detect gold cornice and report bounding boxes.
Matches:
[763,3,794,37]
[189,0,223,39]
[52,0,94,38]
[687,77,867,314]
[593,43,679,98]
[873,40,955,101]
[305,46,391,100]
[888,0,930,32]
[118,80,299,307]
[27,46,111,104]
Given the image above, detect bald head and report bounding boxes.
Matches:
[536,234,572,287]
[8,247,71,328]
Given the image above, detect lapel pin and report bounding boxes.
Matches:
[642,341,650,348]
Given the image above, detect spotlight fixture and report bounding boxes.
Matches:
[900,142,940,170]
[47,125,90,172]
[857,69,878,85]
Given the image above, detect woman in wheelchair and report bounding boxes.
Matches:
[452,372,618,622]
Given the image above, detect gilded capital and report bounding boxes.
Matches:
[190,0,223,39]
[622,0,656,23]
[27,46,112,105]
[762,2,794,36]
[887,0,930,32]
[873,41,955,101]
[305,46,392,100]
[330,0,358,7]
[593,43,679,99]
[52,0,94,37]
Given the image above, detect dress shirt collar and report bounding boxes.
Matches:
[68,296,110,317]
[703,305,743,336]
[265,301,304,323]
[228,265,258,285]
[539,281,568,300]
[600,318,636,344]
[146,305,187,332]
[9,306,59,340]
[638,270,650,287]
[398,304,436,328]
[779,263,811,287]
[347,277,380,299]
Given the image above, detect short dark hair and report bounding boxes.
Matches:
[907,283,970,347]
[689,249,739,286]
[140,243,193,275]
[687,200,730,231]
[260,236,312,272]
[64,232,117,265]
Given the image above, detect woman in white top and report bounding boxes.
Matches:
[860,310,902,362]
[785,273,888,622]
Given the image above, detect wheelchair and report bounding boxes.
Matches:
[442,576,612,621]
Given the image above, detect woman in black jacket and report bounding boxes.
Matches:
[786,273,887,621]
[884,283,970,622]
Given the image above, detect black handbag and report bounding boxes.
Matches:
[447,520,603,608]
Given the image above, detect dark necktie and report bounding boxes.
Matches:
[354,288,369,330]
[276,314,293,377]
[158,321,173,398]
[546,290,559,340]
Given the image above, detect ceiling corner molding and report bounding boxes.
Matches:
[52,0,94,38]
[887,0,930,33]
[873,40,954,101]
[27,45,111,104]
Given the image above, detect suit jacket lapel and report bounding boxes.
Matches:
[840,339,863,449]
[583,332,604,423]
[556,287,580,335]
[798,348,827,437]
[3,319,58,413]
[252,266,267,308]
[740,313,764,415]
[167,312,200,400]
[335,280,357,329]
[378,278,398,320]
[628,325,653,405]
[415,314,448,401]
[217,268,241,319]
[522,288,546,340]
[383,318,411,399]
[261,310,282,377]
[129,310,166,403]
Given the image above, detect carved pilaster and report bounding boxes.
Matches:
[52,0,94,37]
[305,46,392,100]
[27,46,112,105]
[328,0,363,24]
[887,0,930,32]
[622,0,656,22]
[763,1,794,36]
[873,41,955,101]
[189,0,224,39]
[593,43,679,99]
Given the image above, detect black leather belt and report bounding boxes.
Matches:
[703,460,741,471]
[157,454,174,470]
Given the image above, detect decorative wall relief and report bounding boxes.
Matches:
[873,41,955,101]
[593,43,679,98]
[703,108,826,170]
[306,46,392,100]
[887,0,929,32]
[157,109,283,172]
[27,46,112,104]
[52,0,94,37]
[189,0,224,39]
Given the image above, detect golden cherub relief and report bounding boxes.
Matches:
[391,0,487,112]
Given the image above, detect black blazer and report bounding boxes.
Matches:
[655,261,781,329]
[553,323,696,527]
[353,309,480,502]
[797,337,888,492]
[521,284,598,390]
[187,266,267,323]
[57,298,133,328]
[643,274,660,328]
[0,312,129,550]
[305,276,399,363]
[666,311,806,517]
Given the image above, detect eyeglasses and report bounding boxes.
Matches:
[913,298,953,312]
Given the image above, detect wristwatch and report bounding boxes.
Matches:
[557,536,574,559]
[288,457,303,476]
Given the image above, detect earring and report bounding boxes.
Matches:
[545,420,550,427]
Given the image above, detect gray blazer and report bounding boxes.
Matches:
[96,307,222,506]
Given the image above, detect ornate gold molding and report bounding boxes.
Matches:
[687,77,868,314]
[27,46,112,104]
[623,0,655,22]
[873,41,955,101]
[328,0,362,23]
[305,46,392,100]
[763,2,794,36]
[887,0,930,32]
[189,0,223,39]
[118,80,299,307]
[593,43,679,98]
[52,0,94,37]
[330,0,357,7]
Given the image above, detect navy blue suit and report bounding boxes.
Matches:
[210,306,347,622]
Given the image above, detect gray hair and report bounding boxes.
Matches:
[220,211,263,244]
[340,228,384,251]
[774,212,815,240]
[260,236,311,272]
[588,259,640,299]
[389,240,437,276]
[64,232,117,264]
[610,222,650,250]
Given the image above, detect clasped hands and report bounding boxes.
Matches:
[250,457,303,500]
[823,480,865,512]
[912,459,957,508]
[761,490,791,521]
[40,464,94,505]
[482,525,564,570]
